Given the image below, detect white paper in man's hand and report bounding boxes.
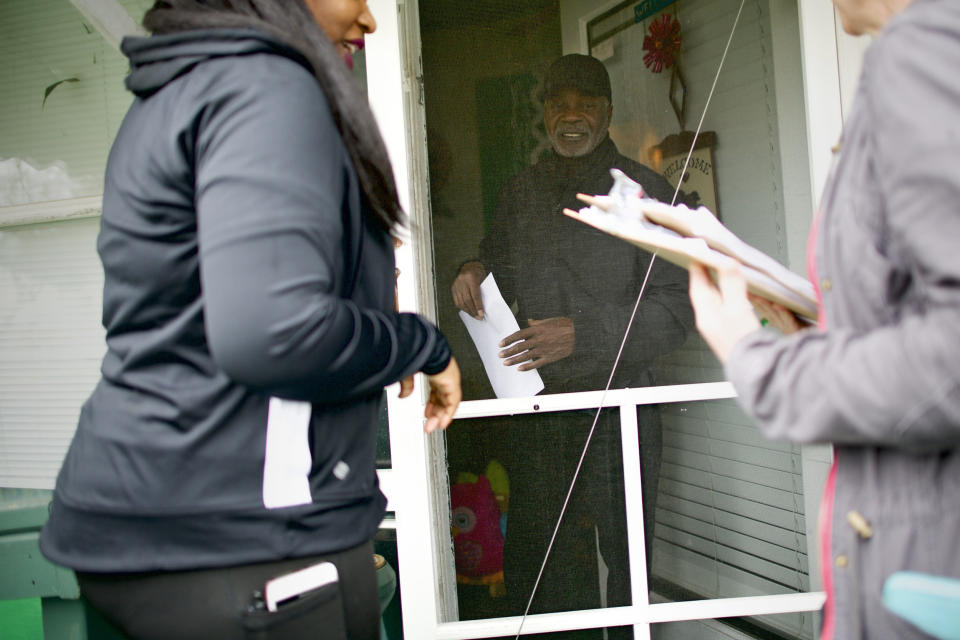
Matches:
[458,274,545,398]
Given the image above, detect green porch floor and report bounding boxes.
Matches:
[0,598,43,640]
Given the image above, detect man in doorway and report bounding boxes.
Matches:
[452,54,693,637]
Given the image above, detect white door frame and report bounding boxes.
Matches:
[364,0,862,637]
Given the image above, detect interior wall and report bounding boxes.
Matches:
[421,4,563,400]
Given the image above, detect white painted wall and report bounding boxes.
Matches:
[770,0,814,273]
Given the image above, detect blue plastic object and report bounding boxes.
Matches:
[882,571,960,640]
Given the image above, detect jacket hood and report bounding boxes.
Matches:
[121,28,308,97]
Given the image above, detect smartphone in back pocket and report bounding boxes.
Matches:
[264,561,339,612]
[244,561,347,639]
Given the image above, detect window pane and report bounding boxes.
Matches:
[427,0,818,628]
[0,0,151,207]
[0,218,104,489]
[653,611,817,640]
[423,0,810,400]
[449,408,641,629]
[650,399,812,605]
[446,397,815,627]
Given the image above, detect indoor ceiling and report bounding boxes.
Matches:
[417,0,558,33]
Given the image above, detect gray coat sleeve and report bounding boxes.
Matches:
[192,58,447,403]
[724,18,960,452]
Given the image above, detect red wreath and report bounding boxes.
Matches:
[642,13,682,73]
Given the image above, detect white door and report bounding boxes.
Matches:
[364,0,868,638]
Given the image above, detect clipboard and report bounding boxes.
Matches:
[564,170,818,320]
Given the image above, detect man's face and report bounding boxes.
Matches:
[544,88,613,158]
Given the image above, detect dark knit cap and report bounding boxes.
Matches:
[542,54,612,102]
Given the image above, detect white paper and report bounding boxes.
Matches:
[459,274,545,398]
[567,170,818,320]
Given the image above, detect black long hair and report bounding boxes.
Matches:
[143,0,405,233]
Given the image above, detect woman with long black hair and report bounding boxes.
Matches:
[39,1,460,637]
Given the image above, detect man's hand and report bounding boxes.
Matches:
[498,317,575,371]
[451,261,487,319]
[424,357,461,433]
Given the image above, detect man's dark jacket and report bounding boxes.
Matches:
[480,137,693,392]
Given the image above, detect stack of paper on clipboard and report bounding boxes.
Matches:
[564,169,818,320]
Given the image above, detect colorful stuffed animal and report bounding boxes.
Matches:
[450,460,509,597]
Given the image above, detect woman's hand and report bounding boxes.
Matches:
[397,358,461,432]
[748,294,806,335]
[688,261,761,364]
[398,375,415,399]
[424,357,461,433]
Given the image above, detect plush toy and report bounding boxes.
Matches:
[450,460,509,598]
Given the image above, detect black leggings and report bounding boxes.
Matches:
[77,540,380,640]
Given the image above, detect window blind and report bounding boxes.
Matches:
[0,217,105,489]
[652,396,811,639]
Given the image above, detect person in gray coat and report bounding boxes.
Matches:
[688,0,960,638]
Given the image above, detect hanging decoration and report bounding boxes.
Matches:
[642,13,682,73]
